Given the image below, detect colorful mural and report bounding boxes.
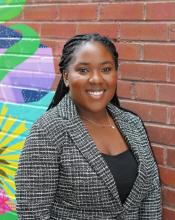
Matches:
[0,1,55,219]
[0,104,26,219]
[0,25,55,103]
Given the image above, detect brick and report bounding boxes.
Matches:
[120,23,167,41]
[170,24,175,41]
[152,145,164,165]
[169,66,175,82]
[32,0,59,3]
[23,5,58,21]
[57,40,66,56]
[163,187,175,208]
[59,4,97,21]
[41,39,65,58]
[120,101,166,124]
[53,57,59,76]
[100,3,144,20]
[117,43,142,61]
[167,149,175,167]
[147,3,175,20]
[78,23,118,38]
[41,23,76,39]
[144,44,175,63]
[159,84,175,104]
[169,107,175,125]
[117,80,133,99]
[163,208,175,220]
[120,63,166,82]
[135,82,157,101]
[159,166,175,187]
[146,124,175,146]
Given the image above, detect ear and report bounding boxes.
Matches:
[63,71,69,87]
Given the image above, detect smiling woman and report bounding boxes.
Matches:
[63,41,118,117]
[15,34,162,220]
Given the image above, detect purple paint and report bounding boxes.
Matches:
[0,48,55,103]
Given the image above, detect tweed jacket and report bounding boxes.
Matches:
[15,94,162,220]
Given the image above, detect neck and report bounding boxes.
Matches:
[77,107,108,123]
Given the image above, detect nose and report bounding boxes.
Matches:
[88,70,103,84]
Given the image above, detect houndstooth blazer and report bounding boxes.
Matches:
[15,93,162,220]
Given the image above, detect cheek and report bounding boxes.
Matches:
[68,73,86,86]
[68,76,85,95]
[107,74,117,88]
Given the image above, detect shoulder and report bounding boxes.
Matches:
[108,103,145,132]
[116,106,144,128]
[34,106,65,130]
[119,107,154,154]
[28,107,66,143]
[113,106,150,144]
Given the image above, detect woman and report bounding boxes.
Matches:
[15,34,161,219]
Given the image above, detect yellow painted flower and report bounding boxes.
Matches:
[0,104,27,202]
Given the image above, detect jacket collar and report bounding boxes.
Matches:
[56,93,79,120]
[56,94,148,211]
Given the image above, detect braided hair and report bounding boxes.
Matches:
[47,33,120,110]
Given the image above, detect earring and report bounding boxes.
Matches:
[63,71,69,87]
[64,80,69,87]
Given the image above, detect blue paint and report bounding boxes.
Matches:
[21,89,48,103]
[0,91,54,123]
[0,25,46,48]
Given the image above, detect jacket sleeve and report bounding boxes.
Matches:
[139,186,162,219]
[137,119,162,219]
[15,122,61,220]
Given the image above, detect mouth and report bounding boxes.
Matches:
[87,90,105,99]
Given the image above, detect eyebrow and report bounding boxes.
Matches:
[76,62,89,66]
[101,61,114,65]
[76,61,114,66]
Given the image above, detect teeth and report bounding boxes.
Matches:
[88,91,104,96]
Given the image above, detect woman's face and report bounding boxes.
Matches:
[64,41,118,114]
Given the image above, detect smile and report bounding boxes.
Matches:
[87,90,105,98]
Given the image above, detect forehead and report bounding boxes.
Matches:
[70,41,114,65]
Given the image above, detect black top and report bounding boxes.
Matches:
[102,149,138,204]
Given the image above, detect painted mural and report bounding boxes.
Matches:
[0,1,55,219]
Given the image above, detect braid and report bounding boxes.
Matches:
[47,33,120,110]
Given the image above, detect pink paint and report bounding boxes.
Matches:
[0,189,11,214]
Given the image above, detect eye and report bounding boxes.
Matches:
[78,67,89,74]
[101,66,112,73]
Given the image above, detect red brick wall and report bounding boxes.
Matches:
[15,1,175,219]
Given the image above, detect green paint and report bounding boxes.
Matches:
[0,0,39,82]
[0,211,18,220]
[0,24,40,81]
[0,0,26,22]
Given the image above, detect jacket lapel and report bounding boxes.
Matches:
[56,94,148,210]
[108,104,149,210]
